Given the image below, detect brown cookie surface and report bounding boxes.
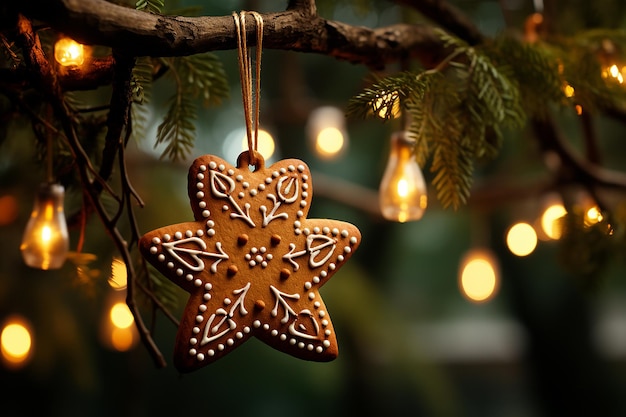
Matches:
[139,151,361,372]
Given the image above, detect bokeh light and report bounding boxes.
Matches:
[108,257,127,290]
[541,203,567,239]
[1,316,33,369]
[506,222,538,257]
[459,249,499,303]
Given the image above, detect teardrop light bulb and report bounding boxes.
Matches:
[54,37,85,66]
[20,183,70,270]
[379,131,427,222]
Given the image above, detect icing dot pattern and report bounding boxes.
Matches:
[139,154,361,372]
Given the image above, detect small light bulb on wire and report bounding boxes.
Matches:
[20,182,70,270]
[54,37,85,66]
[379,131,427,222]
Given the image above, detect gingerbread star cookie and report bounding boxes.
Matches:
[139,151,361,372]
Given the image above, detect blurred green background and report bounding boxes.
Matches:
[2,1,626,416]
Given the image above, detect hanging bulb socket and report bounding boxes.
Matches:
[20,183,70,270]
[379,131,427,222]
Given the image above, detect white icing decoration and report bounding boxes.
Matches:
[161,237,229,273]
[200,165,207,172]
[269,285,300,324]
[200,283,250,346]
[283,234,337,271]
[210,170,255,227]
[288,309,320,340]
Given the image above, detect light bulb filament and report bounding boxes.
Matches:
[379,132,427,223]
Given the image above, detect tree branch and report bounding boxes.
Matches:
[16,0,444,69]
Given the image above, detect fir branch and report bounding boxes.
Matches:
[349,30,526,209]
[136,0,164,14]
[155,92,196,161]
[154,54,228,161]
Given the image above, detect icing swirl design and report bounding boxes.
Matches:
[139,152,361,372]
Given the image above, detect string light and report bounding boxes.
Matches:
[379,131,427,222]
[458,248,499,303]
[541,202,567,240]
[20,183,70,270]
[306,106,348,160]
[1,316,33,370]
[54,37,85,66]
[506,222,538,256]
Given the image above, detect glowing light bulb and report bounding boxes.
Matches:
[541,203,567,240]
[379,131,427,222]
[306,106,348,160]
[506,222,538,256]
[459,249,499,303]
[584,206,603,226]
[20,183,70,270]
[1,316,33,369]
[54,37,85,66]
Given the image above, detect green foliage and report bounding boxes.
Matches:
[350,28,626,210]
[349,30,526,209]
[136,0,164,14]
[130,56,154,142]
[154,54,229,161]
[485,35,566,117]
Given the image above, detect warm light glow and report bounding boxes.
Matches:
[306,106,348,159]
[108,257,127,290]
[575,104,583,115]
[379,132,427,222]
[603,64,624,84]
[241,129,275,160]
[563,83,575,98]
[54,37,85,66]
[459,249,499,303]
[374,92,401,119]
[315,127,345,158]
[110,302,134,329]
[20,183,70,270]
[1,317,33,368]
[506,222,538,256]
[110,327,135,352]
[541,203,567,239]
[584,206,604,227]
